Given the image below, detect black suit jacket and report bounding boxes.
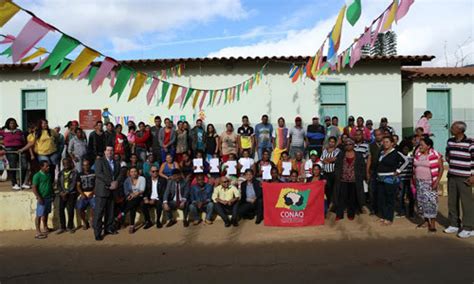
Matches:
[240,179,263,204]
[94,157,120,198]
[144,176,165,200]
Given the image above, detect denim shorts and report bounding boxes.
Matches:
[76,196,96,210]
[37,152,60,166]
[36,197,52,217]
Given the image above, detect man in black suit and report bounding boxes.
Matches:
[143,165,164,229]
[162,169,190,228]
[93,146,120,241]
[239,169,264,224]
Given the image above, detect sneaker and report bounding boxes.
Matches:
[443,226,459,234]
[457,230,473,239]
[12,184,21,191]
[21,184,31,189]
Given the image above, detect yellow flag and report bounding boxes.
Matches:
[62,48,99,79]
[383,0,398,31]
[0,1,20,27]
[128,72,147,102]
[331,5,346,48]
[192,90,201,109]
[20,47,47,63]
[168,84,179,109]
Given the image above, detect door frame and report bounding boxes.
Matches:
[21,88,48,130]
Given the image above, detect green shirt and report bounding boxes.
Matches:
[32,171,53,198]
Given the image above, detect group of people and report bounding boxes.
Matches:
[0,110,472,240]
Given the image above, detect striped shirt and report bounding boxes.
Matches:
[354,142,370,161]
[320,148,340,173]
[398,153,413,180]
[446,136,474,177]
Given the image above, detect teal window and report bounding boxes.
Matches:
[319,83,347,121]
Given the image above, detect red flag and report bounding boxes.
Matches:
[263,181,325,227]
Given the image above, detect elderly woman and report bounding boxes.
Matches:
[413,137,443,232]
[333,138,366,221]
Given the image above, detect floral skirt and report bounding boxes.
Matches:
[416,178,438,218]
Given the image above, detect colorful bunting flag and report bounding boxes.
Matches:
[109,70,116,88]
[216,90,223,105]
[0,46,12,57]
[33,56,47,71]
[50,59,71,76]
[236,85,241,101]
[168,84,179,109]
[382,0,398,32]
[331,5,346,52]
[349,41,362,68]
[20,47,47,63]
[87,66,98,85]
[146,78,159,105]
[208,90,214,106]
[396,0,414,22]
[40,35,79,72]
[110,66,133,100]
[370,15,384,47]
[160,81,171,104]
[177,86,187,107]
[91,57,117,93]
[192,90,201,109]
[199,90,208,110]
[182,88,195,108]
[77,65,91,81]
[346,0,361,26]
[128,72,147,102]
[62,47,99,79]
[291,67,301,83]
[0,34,15,44]
[0,0,20,27]
[11,17,52,62]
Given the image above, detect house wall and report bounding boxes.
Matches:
[412,78,474,137]
[0,60,403,133]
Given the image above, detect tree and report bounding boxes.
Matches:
[361,31,397,56]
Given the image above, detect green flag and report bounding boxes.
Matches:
[110,66,133,100]
[237,84,241,101]
[88,66,99,85]
[40,35,80,72]
[343,49,351,67]
[208,90,214,106]
[50,59,71,76]
[346,0,362,26]
[0,46,12,57]
[182,88,195,108]
[159,81,170,104]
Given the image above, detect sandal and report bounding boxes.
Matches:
[128,226,135,234]
[35,234,47,239]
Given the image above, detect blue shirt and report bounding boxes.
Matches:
[255,123,273,148]
[191,183,214,203]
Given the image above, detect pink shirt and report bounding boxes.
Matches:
[414,154,432,180]
[416,117,431,135]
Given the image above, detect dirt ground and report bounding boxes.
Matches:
[0,197,473,283]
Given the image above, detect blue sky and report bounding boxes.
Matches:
[2,0,473,66]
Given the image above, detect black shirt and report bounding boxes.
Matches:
[237,125,254,136]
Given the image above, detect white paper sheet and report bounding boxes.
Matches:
[193,158,203,173]
[282,161,292,176]
[239,158,253,173]
[262,165,272,180]
[209,158,220,173]
[226,160,237,175]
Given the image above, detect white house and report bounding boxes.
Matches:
[0,55,436,134]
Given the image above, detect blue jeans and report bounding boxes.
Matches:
[36,197,53,217]
[189,202,214,221]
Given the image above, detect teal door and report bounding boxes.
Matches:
[427,90,450,153]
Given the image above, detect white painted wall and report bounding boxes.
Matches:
[411,79,474,137]
[0,60,403,134]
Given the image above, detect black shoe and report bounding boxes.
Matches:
[166,220,177,228]
[255,219,263,225]
[105,230,119,235]
[232,220,239,227]
[56,229,65,235]
[224,222,231,227]
[156,222,163,229]
[183,220,189,227]
[143,222,153,230]
[95,235,103,241]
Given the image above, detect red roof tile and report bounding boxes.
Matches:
[402,67,474,78]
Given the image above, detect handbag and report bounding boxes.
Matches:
[0,169,7,182]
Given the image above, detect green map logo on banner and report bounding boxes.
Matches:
[275,188,310,211]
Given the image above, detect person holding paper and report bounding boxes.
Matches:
[239,169,264,224]
[256,150,276,181]
[277,151,292,181]
[222,154,238,186]
[193,157,204,173]
[304,150,321,179]
[238,149,255,174]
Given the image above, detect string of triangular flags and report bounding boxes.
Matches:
[289,0,414,82]
[0,0,266,110]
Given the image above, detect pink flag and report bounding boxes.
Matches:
[359,26,371,46]
[146,78,160,105]
[33,56,48,71]
[0,34,15,44]
[177,86,187,107]
[109,70,116,88]
[91,57,117,93]
[396,0,414,22]
[11,17,52,62]
[370,15,384,47]
[77,65,91,80]
[350,42,362,68]
[199,90,208,110]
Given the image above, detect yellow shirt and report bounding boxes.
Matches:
[63,170,71,190]
[212,185,241,202]
[35,129,58,156]
[240,136,252,149]
[27,133,38,154]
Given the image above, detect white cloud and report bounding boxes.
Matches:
[209,0,474,67]
[5,0,247,53]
